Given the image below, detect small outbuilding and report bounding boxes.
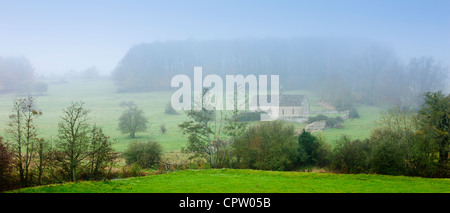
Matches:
[278,94,310,118]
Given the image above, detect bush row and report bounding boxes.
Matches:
[207,120,448,178]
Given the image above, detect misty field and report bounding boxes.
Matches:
[0,78,381,153]
[10,169,449,193]
[0,78,186,152]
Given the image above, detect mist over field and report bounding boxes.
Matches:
[0,0,449,196]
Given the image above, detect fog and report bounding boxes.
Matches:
[1,1,450,191]
[0,0,449,86]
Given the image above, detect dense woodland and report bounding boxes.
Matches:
[112,38,448,108]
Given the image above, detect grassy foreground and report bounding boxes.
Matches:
[10,169,449,193]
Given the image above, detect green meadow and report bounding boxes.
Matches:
[313,105,383,144]
[0,78,188,152]
[10,169,449,193]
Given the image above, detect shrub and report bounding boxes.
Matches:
[349,107,359,119]
[160,124,167,134]
[405,132,443,177]
[315,137,332,168]
[119,163,145,178]
[331,136,372,174]
[308,115,344,129]
[235,111,263,122]
[212,140,233,168]
[0,137,16,191]
[233,121,299,171]
[164,102,178,115]
[369,128,410,176]
[122,141,163,169]
[370,140,407,175]
[325,116,344,128]
[297,129,319,165]
[297,130,332,167]
[307,114,328,124]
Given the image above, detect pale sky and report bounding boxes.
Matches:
[1,0,449,75]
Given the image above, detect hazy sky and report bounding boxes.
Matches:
[1,0,449,75]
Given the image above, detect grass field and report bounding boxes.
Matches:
[313,105,383,144]
[9,169,449,193]
[0,78,189,152]
[0,78,382,153]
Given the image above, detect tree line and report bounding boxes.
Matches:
[0,56,50,95]
[0,97,161,192]
[0,98,119,191]
[330,92,448,177]
[0,56,104,96]
[0,96,206,192]
[113,38,448,109]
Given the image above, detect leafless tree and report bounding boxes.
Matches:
[6,97,42,186]
[56,101,90,182]
[407,57,448,103]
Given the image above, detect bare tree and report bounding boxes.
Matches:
[407,57,448,103]
[6,97,42,186]
[53,102,117,182]
[56,101,90,182]
[178,88,226,168]
[87,126,117,180]
[358,43,398,104]
[36,138,49,185]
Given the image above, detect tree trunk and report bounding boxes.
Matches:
[439,144,448,165]
[72,166,76,182]
[438,134,449,167]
